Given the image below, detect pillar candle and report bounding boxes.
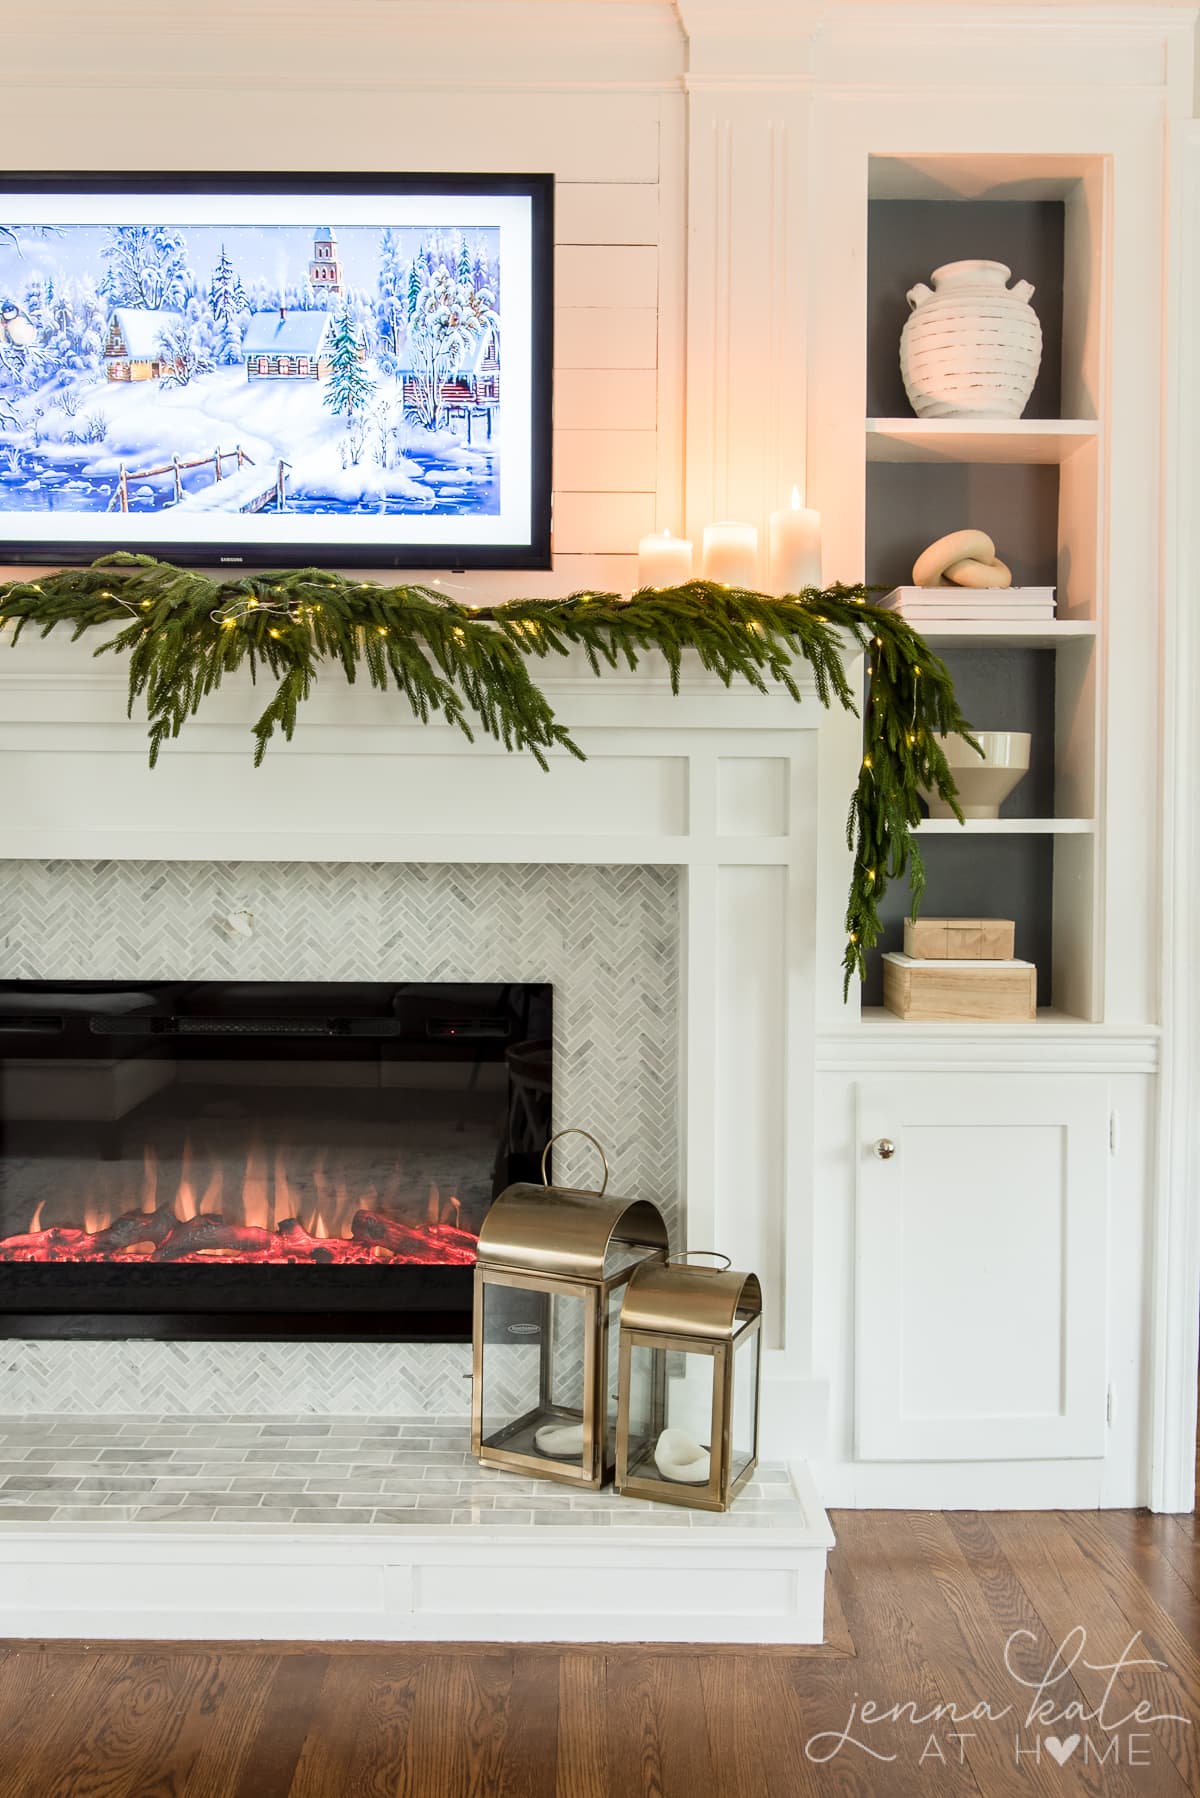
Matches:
[701,522,759,588]
[637,529,693,590]
[769,488,822,594]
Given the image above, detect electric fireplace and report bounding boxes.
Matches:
[0,981,552,1340]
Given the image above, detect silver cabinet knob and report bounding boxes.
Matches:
[875,1138,897,1160]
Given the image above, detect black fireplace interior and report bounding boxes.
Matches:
[0,981,552,1340]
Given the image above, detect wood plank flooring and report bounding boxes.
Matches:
[1,1509,1198,1796]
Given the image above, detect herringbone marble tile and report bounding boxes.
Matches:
[0,861,680,1416]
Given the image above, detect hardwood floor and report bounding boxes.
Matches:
[1,1510,1197,1796]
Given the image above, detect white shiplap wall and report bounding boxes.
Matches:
[0,0,688,598]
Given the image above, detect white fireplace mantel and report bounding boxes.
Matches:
[0,630,852,1464]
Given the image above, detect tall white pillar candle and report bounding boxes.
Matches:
[637,529,693,590]
[701,522,759,588]
[769,487,822,594]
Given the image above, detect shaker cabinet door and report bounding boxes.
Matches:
[854,1075,1109,1461]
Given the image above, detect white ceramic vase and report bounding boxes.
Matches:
[900,261,1043,420]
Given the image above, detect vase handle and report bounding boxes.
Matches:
[906,283,934,310]
[1010,278,1035,303]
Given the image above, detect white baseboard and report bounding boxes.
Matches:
[815,1458,1106,1511]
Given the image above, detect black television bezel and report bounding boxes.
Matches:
[0,170,554,571]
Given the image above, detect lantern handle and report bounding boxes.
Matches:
[670,1250,732,1270]
[540,1128,610,1197]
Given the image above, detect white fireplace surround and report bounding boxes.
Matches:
[0,632,840,1464]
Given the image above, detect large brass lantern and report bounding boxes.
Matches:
[472,1130,669,1490]
[615,1254,762,1512]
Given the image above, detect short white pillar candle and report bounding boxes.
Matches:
[769,487,822,594]
[702,522,759,588]
[637,529,693,590]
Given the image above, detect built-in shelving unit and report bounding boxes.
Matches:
[858,154,1106,1022]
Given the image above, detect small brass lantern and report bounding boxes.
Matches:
[472,1130,669,1490]
[615,1254,762,1512]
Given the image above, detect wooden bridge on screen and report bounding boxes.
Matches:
[108,446,288,514]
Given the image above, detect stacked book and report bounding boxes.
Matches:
[878,586,1056,624]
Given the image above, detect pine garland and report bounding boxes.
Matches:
[0,552,974,991]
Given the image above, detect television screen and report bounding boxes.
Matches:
[0,173,553,569]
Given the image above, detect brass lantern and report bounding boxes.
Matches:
[472,1129,669,1490]
[615,1254,762,1512]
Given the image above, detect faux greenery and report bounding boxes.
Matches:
[0,553,973,989]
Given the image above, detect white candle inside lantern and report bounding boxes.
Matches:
[637,529,693,590]
[702,522,759,588]
[769,487,822,594]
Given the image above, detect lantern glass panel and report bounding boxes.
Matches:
[479,1280,588,1464]
[623,1341,662,1479]
[623,1340,717,1492]
[731,1322,760,1484]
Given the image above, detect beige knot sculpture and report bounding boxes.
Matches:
[913,528,1012,589]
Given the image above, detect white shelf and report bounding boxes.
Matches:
[911,620,1098,649]
[916,818,1096,835]
[866,417,1100,465]
[858,1006,1098,1029]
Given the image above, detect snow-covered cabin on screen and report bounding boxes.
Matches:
[103,308,182,381]
[243,309,336,381]
[401,322,500,435]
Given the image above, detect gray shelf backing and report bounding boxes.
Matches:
[867,198,1066,421]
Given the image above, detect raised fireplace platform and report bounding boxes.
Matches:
[0,1414,833,1643]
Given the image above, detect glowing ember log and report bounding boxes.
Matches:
[0,1226,90,1261]
[351,1207,478,1264]
[151,1216,278,1261]
[90,1208,178,1251]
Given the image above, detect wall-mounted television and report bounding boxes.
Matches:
[0,172,553,569]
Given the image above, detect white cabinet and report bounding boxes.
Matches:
[854,1075,1109,1462]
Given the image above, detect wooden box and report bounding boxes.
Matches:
[882,953,1036,1022]
[903,917,1016,961]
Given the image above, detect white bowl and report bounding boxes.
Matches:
[921,730,1031,820]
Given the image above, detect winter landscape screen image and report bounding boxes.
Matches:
[0,177,551,566]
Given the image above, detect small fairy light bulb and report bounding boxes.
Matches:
[269,627,282,639]
[862,754,872,770]
[246,596,258,610]
[377,625,388,636]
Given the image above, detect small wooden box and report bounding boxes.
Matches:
[882,953,1036,1022]
[903,917,1016,961]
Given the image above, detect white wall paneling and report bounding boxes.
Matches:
[0,2,688,602]
[1150,119,1200,1513]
